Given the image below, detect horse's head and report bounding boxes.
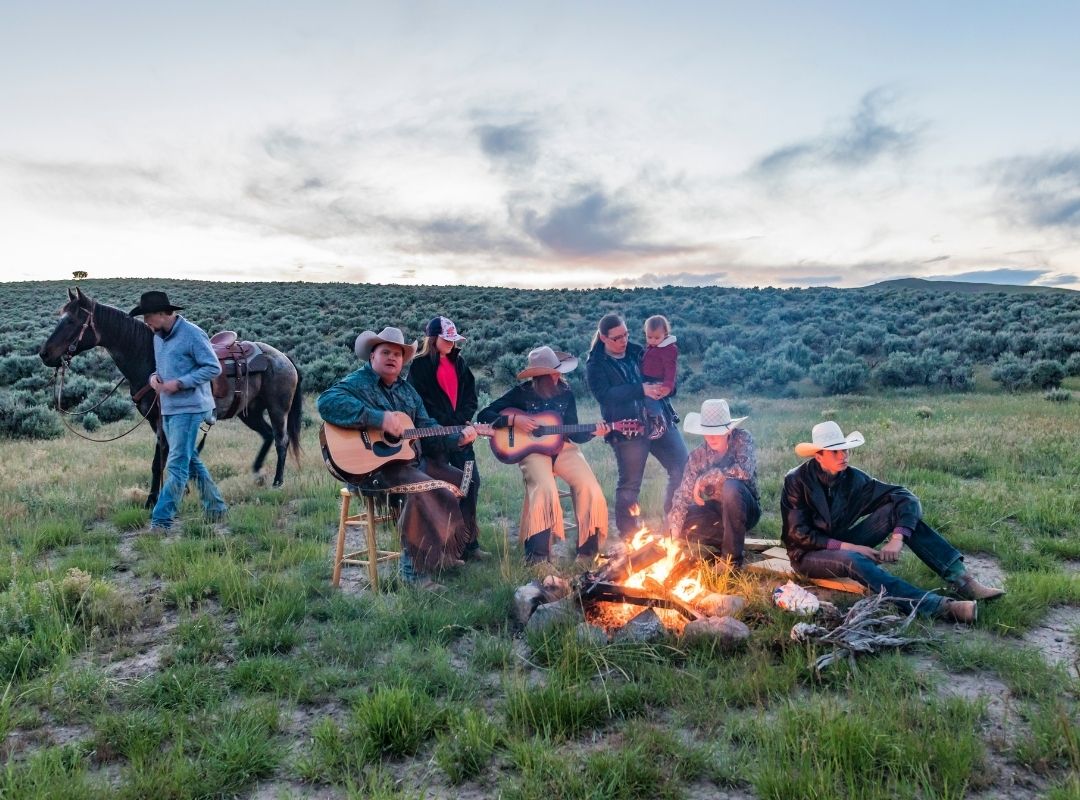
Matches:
[39,287,99,367]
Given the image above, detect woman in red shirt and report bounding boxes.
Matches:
[407,316,489,561]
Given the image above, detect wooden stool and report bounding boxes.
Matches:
[559,486,577,535]
[333,486,400,590]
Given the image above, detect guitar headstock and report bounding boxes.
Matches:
[611,419,645,437]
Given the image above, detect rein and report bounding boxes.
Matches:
[52,299,159,443]
[54,360,159,443]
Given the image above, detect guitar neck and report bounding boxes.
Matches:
[403,425,469,439]
[535,423,596,435]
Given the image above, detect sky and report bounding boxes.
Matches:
[2,1,1079,290]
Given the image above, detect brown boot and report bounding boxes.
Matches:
[938,599,977,624]
[951,574,1005,601]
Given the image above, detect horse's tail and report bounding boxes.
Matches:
[287,368,303,464]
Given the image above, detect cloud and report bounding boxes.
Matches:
[928,267,1053,285]
[518,185,649,258]
[1041,273,1079,286]
[994,150,1080,231]
[474,121,539,169]
[751,87,922,177]
[613,270,730,288]
[410,215,535,257]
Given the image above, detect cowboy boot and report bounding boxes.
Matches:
[523,529,551,565]
[574,528,602,567]
[950,574,1006,601]
[937,599,977,624]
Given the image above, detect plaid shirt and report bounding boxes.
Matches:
[665,428,758,536]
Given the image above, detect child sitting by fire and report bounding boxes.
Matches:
[665,399,761,568]
[641,315,678,439]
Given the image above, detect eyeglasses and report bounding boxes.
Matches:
[606,332,629,342]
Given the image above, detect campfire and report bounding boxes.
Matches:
[515,506,750,645]
[577,526,705,635]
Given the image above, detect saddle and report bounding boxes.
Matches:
[210,331,269,419]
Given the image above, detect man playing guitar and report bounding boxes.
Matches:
[318,327,477,590]
[477,346,609,566]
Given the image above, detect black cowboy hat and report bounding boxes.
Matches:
[128,291,184,317]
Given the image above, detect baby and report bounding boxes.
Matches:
[641,315,678,439]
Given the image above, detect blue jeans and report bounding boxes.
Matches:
[151,410,227,529]
[795,504,963,616]
[678,479,761,566]
[610,427,689,535]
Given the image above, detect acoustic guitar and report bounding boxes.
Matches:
[320,418,492,483]
[487,408,643,464]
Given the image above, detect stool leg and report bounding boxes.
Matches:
[365,495,380,591]
[332,489,350,587]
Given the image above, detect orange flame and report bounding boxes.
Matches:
[623,526,703,602]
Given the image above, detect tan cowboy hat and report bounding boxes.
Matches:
[516,346,579,379]
[795,420,865,458]
[354,327,418,363]
[682,399,747,436]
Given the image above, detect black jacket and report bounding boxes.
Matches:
[477,381,594,444]
[406,350,478,428]
[585,340,645,426]
[781,459,922,563]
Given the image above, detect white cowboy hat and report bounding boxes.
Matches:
[794,420,865,458]
[516,346,579,379]
[682,399,747,436]
[354,327,418,363]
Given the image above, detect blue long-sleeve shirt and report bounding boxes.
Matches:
[152,316,220,415]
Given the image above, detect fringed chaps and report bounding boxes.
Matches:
[369,460,471,574]
[517,442,608,548]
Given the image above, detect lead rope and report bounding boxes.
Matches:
[54,360,159,443]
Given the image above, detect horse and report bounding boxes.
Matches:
[39,287,303,507]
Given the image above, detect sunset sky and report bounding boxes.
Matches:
[3,1,1079,289]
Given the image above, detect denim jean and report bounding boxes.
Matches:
[678,479,761,566]
[794,504,964,616]
[610,427,689,535]
[151,410,227,529]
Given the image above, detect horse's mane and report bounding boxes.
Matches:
[80,295,156,365]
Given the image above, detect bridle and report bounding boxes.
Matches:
[63,298,101,356]
[52,299,159,442]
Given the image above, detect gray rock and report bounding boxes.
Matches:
[513,584,546,625]
[575,622,608,646]
[613,607,669,644]
[525,596,582,634]
[682,615,750,648]
[538,575,571,603]
[514,577,574,625]
[696,593,746,618]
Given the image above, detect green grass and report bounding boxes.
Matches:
[1,390,1078,795]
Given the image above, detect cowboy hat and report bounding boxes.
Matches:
[682,399,747,436]
[794,420,865,458]
[516,346,579,379]
[425,316,467,342]
[354,327,418,363]
[128,290,184,317]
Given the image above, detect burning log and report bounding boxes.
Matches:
[641,576,703,622]
[586,539,668,584]
[577,581,700,621]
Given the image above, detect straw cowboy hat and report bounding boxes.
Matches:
[516,346,579,379]
[794,420,865,458]
[682,399,747,436]
[128,290,184,317]
[354,327,418,363]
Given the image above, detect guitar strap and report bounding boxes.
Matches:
[386,477,465,499]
